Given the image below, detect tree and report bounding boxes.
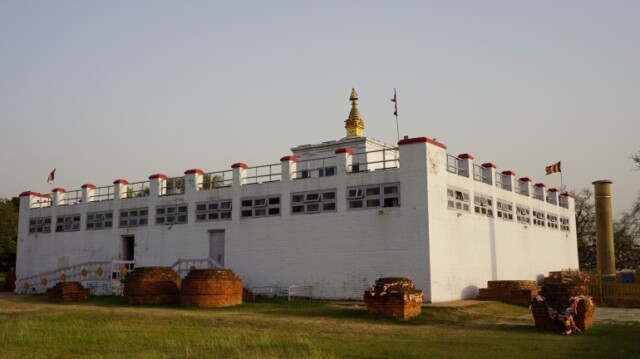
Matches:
[632,151,640,170]
[0,198,19,268]
[574,189,596,269]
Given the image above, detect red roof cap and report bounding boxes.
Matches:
[280,155,298,162]
[335,148,353,155]
[113,179,129,185]
[231,163,249,169]
[458,153,474,160]
[81,183,96,189]
[184,168,204,175]
[149,173,168,180]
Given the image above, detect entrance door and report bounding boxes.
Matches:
[122,235,135,261]
[209,231,225,267]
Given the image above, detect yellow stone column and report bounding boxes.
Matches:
[593,180,616,275]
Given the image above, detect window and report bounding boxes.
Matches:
[56,214,81,232]
[292,190,337,215]
[87,211,113,230]
[516,206,530,224]
[547,213,559,229]
[473,194,493,217]
[241,195,281,218]
[29,217,51,234]
[560,217,570,231]
[156,204,188,225]
[347,183,400,210]
[496,200,513,221]
[447,188,470,212]
[532,210,545,227]
[119,208,149,228]
[347,188,364,199]
[196,200,232,221]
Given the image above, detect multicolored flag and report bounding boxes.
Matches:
[545,161,561,175]
[47,168,56,184]
[390,88,398,117]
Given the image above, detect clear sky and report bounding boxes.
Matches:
[1,1,638,216]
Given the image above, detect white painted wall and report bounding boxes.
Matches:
[16,136,577,302]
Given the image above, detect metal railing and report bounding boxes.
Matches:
[472,164,487,182]
[170,257,223,279]
[162,176,185,196]
[446,154,462,175]
[16,260,135,295]
[60,190,83,206]
[201,170,233,189]
[349,148,399,173]
[244,163,281,185]
[495,174,510,190]
[90,185,115,202]
[293,156,337,179]
[124,181,150,198]
[251,285,313,301]
[31,196,52,209]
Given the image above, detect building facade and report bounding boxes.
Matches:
[15,89,578,301]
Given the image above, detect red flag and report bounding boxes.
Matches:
[47,168,56,184]
[390,88,398,117]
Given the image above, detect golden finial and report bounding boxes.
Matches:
[349,88,358,102]
[345,88,364,138]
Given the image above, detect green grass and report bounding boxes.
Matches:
[0,296,638,359]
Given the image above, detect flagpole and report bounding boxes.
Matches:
[395,114,400,144]
[392,88,400,143]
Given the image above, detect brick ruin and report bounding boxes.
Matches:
[123,267,182,305]
[477,280,539,306]
[46,282,90,302]
[363,277,424,320]
[179,269,243,308]
[530,271,595,332]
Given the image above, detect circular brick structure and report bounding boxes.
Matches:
[180,269,243,308]
[123,267,181,305]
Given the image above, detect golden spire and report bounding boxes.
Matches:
[345,88,365,138]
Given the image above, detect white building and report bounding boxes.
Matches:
[15,89,578,302]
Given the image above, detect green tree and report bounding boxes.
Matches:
[0,198,19,266]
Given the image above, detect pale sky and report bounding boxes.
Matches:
[1,1,638,216]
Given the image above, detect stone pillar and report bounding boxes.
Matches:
[335,148,353,175]
[231,163,247,187]
[500,170,516,191]
[149,174,167,196]
[457,153,473,178]
[113,179,129,200]
[81,184,95,203]
[480,163,496,185]
[280,156,298,181]
[52,188,66,207]
[593,180,615,275]
[184,169,203,194]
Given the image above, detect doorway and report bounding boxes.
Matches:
[209,231,225,267]
[122,235,135,261]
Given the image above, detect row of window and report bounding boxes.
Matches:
[28,183,401,233]
[447,187,570,231]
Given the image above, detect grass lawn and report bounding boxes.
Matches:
[0,295,638,359]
